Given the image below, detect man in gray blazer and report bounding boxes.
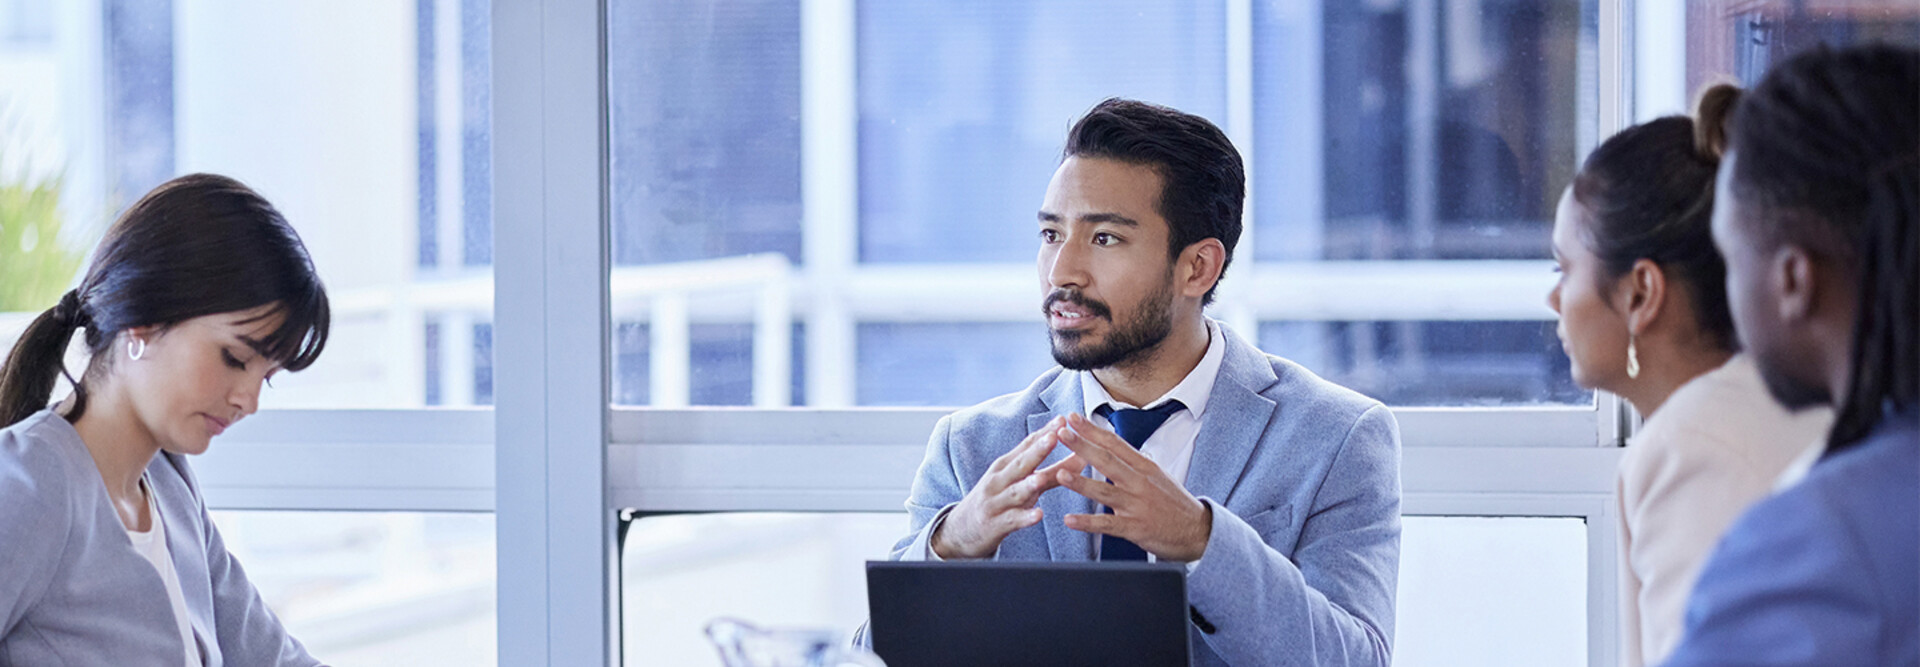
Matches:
[886,98,1401,666]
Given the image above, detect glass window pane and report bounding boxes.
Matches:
[858,1,1227,263]
[621,512,903,667]
[1259,320,1588,406]
[606,0,802,266]
[603,2,1601,408]
[1255,0,1590,262]
[1396,516,1587,666]
[856,322,1055,407]
[0,0,494,409]
[606,0,802,407]
[210,511,496,666]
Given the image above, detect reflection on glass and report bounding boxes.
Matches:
[211,511,496,667]
[1260,320,1587,406]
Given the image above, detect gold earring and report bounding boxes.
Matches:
[1626,335,1641,379]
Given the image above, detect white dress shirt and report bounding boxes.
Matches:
[924,321,1226,562]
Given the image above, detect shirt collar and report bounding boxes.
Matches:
[1080,320,1226,419]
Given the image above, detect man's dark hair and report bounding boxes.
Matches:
[1727,44,1919,452]
[1063,98,1244,305]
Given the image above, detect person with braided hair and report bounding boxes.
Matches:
[0,174,331,666]
[1660,43,1919,666]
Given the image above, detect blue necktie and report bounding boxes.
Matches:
[1092,400,1186,561]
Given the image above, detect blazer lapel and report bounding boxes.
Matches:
[149,455,214,656]
[1032,371,1093,561]
[1185,326,1280,508]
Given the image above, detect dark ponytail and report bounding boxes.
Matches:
[0,173,331,427]
[1727,44,1920,452]
[0,291,90,426]
[1569,83,1743,351]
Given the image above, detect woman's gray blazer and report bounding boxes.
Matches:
[0,409,321,666]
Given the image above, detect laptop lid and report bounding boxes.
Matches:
[865,560,1191,667]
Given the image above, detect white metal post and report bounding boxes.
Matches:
[754,278,794,407]
[648,293,691,408]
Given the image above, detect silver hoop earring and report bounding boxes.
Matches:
[127,337,147,361]
[1626,335,1640,379]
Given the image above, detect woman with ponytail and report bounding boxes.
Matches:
[1546,84,1832,666]
[0,174,329,666]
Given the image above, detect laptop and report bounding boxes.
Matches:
[865,560,1191,667]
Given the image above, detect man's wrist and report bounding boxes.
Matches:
[1183,499,1214,561]
[929,505,974,559]
[930,523,959,559]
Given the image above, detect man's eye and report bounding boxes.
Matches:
[1040,229,1060,242]
[1093,233,1118,246]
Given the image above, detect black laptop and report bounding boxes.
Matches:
[865,560,1191,667]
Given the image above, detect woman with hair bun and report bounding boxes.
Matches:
[1546,84,1832,666]
[0,174,330,665]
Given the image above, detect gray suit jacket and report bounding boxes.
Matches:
[890,325,1401,666]
[0,409,322,666]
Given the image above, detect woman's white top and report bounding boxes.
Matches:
[126,478,204,667]
[1615,354,1832,666]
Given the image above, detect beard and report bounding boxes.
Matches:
[1757,357,1833,411]
[1046,276,1176,371]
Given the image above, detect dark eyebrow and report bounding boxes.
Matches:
[1036,211,1139,227]
[1080,213,1139,227]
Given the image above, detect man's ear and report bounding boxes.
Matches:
[1178,239,1227,299]
[1774,245,1817,323]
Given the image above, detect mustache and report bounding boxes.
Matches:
[1043,289,1112,321]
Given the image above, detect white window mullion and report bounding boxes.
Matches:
[492,0,612,664]
[800,0,859,408]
